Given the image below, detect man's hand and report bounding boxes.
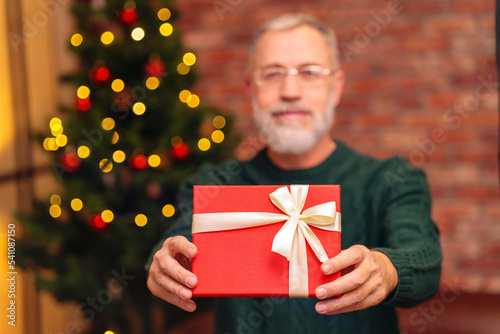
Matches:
[147,236,198,312]
[314,245,398,315]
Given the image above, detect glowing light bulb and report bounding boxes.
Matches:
[177,62,190,75]
[77,86,90,99]
[99,159,113,173]
[55,134,68,147]
[211,130,224,143]
[50,194,61,206]
[101,31,114,45]
[77,145,90,159]
[162,204,175,217]
[70,33,83,47]
[113,150,126,163]
[111,79,125,92]
[71,198,83,211]
[132,102,146,115]
[157,8,171,21]
[213,115,226,129]
[131,27,145,41]
[145,77,160,90]
[148,154,161,167]
[49,205,61,218]
[111,131,119,144]
[101,117,115,131]
[101,210,114,223]
[135,214,148,227]
[159,23,173,36]
[183,52,196,66]
[186,94,200,108]
[179,90,191,103]
[198,138,210,151]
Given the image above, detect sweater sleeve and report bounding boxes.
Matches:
[372,157,442,308]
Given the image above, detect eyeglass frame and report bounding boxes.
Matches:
[252,64,338,87]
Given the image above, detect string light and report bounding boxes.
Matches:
[157,8,171,21]
[159,23,173,36]
[111,131,120,144]
[111,79,125,92]
[186,94,200,108]
[101,117,115,131]
[132,102,146,115]
[198,138,210,151]
[77,86,90,99]
[179,90,191,103]
[70,33,83,47]
[162,204,175,217]
[131,27,145,41]
[49,205,61,218]
[113,150,126,163]
[77,145,90,159]
[50,194,62,206]
[71,198,83,211]
[55,134,68,147]
[176,63,190,75]
[148,154,161,167]
[51,124,63,136]
[50,117,62,129]
[99,159,113,173]
[101,31,114,45]
[211,130,224,143]
[101,210,114,223]
[145,77,160,90]
[135,214,148,227]
[46,138,58,151]
[183,52,196,66]
[213,115,226,129]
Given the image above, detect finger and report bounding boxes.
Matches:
[167,235,197,259]
[147,266,197,312]
[315,285,384,315]
[155,250,198,288]
[148,276,197,312]
[315,266,370,299]
[321,245,366,275]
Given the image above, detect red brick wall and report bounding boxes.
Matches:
[176,0,500,293]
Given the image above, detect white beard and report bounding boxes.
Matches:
[252,95,335,155]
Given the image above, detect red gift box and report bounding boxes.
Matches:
[191,185,341,298]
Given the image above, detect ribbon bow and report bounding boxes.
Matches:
[192,185,341,297]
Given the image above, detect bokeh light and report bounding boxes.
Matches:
[162,204,175,217]
[135,214,148,227]
[101,31,114,45]
[70,198,83,211]
[198,138,210,151]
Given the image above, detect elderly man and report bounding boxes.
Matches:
[147,13,441,333]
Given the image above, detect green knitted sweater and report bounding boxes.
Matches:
[149,141,442,334]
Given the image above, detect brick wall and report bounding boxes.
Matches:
[175,0,499,293]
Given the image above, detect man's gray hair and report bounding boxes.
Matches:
[248,13,340,71]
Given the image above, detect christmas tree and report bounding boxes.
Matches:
[17,0,234,332]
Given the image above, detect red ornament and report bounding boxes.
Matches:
[59,151,81,172]
[144,58,166,77]
[120,8,138,25]
[171,143,190,161]
[129,154,148,169]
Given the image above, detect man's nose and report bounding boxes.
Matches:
[280,73,302,101]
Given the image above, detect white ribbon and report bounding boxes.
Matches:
[192,185,341,297]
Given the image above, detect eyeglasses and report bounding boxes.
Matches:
[253,65,335,87]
